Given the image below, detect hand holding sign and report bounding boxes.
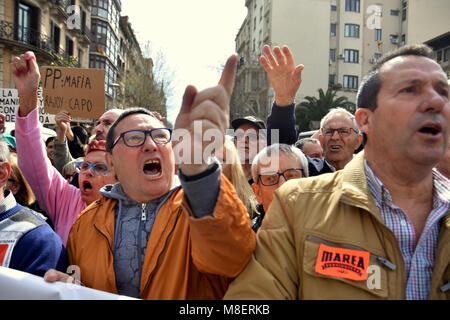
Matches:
[10,51,40,117]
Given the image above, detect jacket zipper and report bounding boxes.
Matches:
[141,208,182,296]
[141,203,147,221]
[306,234,397,271]
[94,224,114,254]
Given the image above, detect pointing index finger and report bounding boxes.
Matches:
[218,54,238,98]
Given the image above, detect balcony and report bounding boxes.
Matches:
[0,20,73,64]
[50,0,71,22]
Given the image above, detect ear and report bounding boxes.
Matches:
[318,133,323,145]
[251,182,263,205]
[355,108,372,137]
[0,162,11,188]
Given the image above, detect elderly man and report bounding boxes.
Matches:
[44,55,255,299]
[225,44,450,300]
[295,137,323,159]
[250,143,308,230]
[318,108,362,171]
[11,52,117,245]
[0,140,67,276]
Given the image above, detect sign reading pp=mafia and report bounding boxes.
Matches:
[41,66,105,119]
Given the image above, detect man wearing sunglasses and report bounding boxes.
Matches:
[250,143,309,230]
[11,52,117,245]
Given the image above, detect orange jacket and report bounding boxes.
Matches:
[67,175,255,299]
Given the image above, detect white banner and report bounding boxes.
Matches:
[0,267,137,300]
[0,88,56,125]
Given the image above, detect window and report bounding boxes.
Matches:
[444,48,449,62]
[343,75,358,89]
[330,49,336,62]
[254,17,256,30]
[390,9,399,16]
[402,1,407,21]
[345,0,360,12]
[344,49,359,63]
[375,29,382,41]
[260,7,263,20]
[50,21,60,52]
[92,0,108,19]
[65,36,74,56]
[401,34,406,45]
[344,24,360,38]
[331,5,337,11]
[251,72,259,91]
[330,23,336,36]
[373,53,382,61]
[329,74,336,88]
[436,50,442,62]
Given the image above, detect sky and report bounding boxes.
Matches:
[121,0,248,125]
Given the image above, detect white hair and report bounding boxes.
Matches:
[251,143,309,183]
[320,108,359,131]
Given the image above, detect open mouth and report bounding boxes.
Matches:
[330,145,342,151]
[143,159,162,177]
[82,181,93,193]
[418,124,441,136]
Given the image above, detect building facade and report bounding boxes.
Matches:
[0,0,92,88]
[232,0,450,124]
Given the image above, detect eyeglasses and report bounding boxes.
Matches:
[321,127,358,137]
[258,168,304,186]
[75,161,109,176]
[112,128,172,150]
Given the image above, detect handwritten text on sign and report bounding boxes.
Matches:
[41,67,105,119]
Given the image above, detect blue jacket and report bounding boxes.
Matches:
[0,191,67,277]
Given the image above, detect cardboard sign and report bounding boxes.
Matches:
[0,88,55,125]
[315,244,370,281]
[41,66,105,119]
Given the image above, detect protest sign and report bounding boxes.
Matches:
[0,88,55,125]
[41,66,105,119]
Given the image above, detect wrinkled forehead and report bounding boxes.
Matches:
[380,55,447,84]
[115,113,163,135]
[99,110,121,124]
[323,115,354,129]
[258,152,300,173]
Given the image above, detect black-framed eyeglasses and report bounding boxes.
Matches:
[321,127,358,137]
[75,161,109,176]
[111,128,172,150]
[258,168,304,186]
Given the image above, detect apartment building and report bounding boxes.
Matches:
[232,0,450,123]
[0,0,92,88]
[89,0,121,109]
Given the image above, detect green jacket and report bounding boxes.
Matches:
[224,152,450,300]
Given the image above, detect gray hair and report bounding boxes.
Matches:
[0,140,10,163]
[295,137,320,151]
[251,143,309,183]
[320,107,359,132]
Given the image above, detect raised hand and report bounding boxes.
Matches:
[260,45,304,106]
[173,54,238,176]
[10,51,41,116]
[55,110,72,142]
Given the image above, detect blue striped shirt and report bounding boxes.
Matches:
[365,161,450,300]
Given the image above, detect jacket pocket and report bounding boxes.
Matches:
[302,234,393,299]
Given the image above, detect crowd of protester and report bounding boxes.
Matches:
[0,42,449,300]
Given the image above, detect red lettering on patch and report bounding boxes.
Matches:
[315,244,370,281]
[0,244,9,265]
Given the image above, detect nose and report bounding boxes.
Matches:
[142,132,157,152]
[330,129,341,139]
[421,86,447,113]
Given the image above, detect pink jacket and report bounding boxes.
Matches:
[15,108,86,245]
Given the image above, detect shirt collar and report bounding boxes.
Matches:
[0,190,18,214]
[364,160,450,209]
